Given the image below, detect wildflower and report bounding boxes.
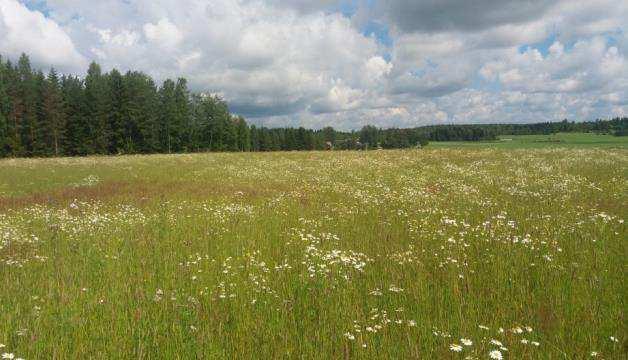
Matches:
[408,320,417,327]
[531,341,539,346]
[479,325,489,330]
[1,353,15,360]
[489,350,503,359]
[461,338,473,346]
[344,332,355,340]
[610,336,618,343]
[450,344,463,352]
[590,352,599,357]
[490,339,503,346]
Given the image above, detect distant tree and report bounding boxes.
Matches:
[41,68,66,156]
[172,78,190,152]
[127,74,160,153]
[84,62,110,154]
[359,125,380,149]
[235,116,251,151]
[107,69,126,153]
[17,54,40,156]
[0,56,10,156]
[322,126,336,144]
[158,79,176,153]
[249,125,260,151]
[61,75,89,155]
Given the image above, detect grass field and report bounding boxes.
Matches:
[430,132,628,149]
[0,148,626,358]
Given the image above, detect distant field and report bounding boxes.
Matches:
[430,132,628,148]
[0,149,626,358]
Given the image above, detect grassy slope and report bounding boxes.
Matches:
[0,148,626,359]
[429,132,628,149]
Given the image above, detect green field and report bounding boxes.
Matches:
[0,148,626,358]
[430,132,628,148]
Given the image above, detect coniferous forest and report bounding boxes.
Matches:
[0,53,626,158]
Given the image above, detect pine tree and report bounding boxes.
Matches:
[17,54,39,156]
[0,56,10,157]
[107,69,126,153]
[61,75,89,155]
[84,62,110,154]
[188,94,206,152]
[173,78,190,152]
[158,79,176,153]
[5,60,23,156]
[42,68,66,156]
[249,125,259,151]
[32,70,50,156]
[124,72,159,153]
[235,116,251,151]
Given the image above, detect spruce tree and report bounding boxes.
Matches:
[235,116,251,151]
[5,60,23,156]
[17,54,38,156]
[124,72,159,153]
[107,69,126,153]
[84,62,110,154]
[158,79,176,153]
[173,78,190,152]
[42,68,66,156]
[61,75,89,155]
[249,125,259,151]
[0,56,10,157]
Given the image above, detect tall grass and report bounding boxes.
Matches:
[0,148,625,358]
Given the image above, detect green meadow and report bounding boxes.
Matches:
[0,147,626,358]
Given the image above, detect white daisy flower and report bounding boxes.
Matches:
[489,349,503,359]
[450,344,463,352]
[490,339,503,346]
[461,338,473,346]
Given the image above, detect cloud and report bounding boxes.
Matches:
[0,0,86,71]
[143,18,183,49]
[2,0,626,128]
[480,37,627,95]
[265,0,338,14]
[379,0,557,33]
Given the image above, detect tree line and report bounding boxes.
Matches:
[0,53,431,157]
[0,54,251,157]
[403,117,627,143]
[1,53,625,158]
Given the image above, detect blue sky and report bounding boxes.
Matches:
[1,0,626,130]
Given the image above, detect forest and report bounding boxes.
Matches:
[0,53,626,158]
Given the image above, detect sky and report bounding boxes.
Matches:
[0,0,626,130]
